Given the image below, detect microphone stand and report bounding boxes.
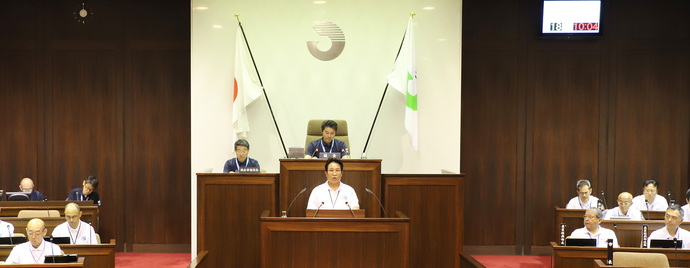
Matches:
[284,188,307,217]
[313,202,324,218]
[345,202,356,218]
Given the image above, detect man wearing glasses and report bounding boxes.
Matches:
[223,139,260,173]
[632,179,668,211]
[603,192,644,220]
[52,203,99,244]
[19,178,44,201]
[570,208,619,247]
[307,158,359,210]
[566,179,600,209]
[4,219,62,264]
[647,205,690,248]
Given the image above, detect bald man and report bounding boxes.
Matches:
[603,192,645,220]
[19,178,44,201]
[0,208,15,237]
[4,219,62,264]
[52,203,99,244]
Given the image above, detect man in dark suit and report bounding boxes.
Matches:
[19,178,43,201]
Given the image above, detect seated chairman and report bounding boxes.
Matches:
[305,120,350,159]
[223,139,260,173]
[4,219,62,264]
[19,177,44,201]
[569,208,619,248]
[51,203,99,244]
[67,175,100,204]
[307,158,359,210]
[603,192,644,220]
[565,179,599,209]
[632,179,668,211]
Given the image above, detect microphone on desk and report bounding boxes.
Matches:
[311,148,320,158]
[365,188,387,218]
[50,235,56,263]
[645,199,651,220]
[668,191,675,206]
[284,188,307,218]
[613,223,617,237]
[674,238,679,267]
[44,197,51,217]
[600,190,608,209]
[7,226,13,245]
[345,201,356,218]
[313,202,324,218]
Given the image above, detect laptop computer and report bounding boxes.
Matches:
[289,147,305,159]
[318,152,341,159]
[565,238,596,246]
[0,237,28,245]
[649,239,682,248]
[44,254,78,263]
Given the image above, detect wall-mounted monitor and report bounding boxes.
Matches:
[541,0,601,37]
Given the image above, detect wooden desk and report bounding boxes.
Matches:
[279,159,382,218]
[0,217,69,236]
[0,201,99,232]
[555,207,664,244]
[305,209,365,218]
[551,241,690,268]
[0,260,84,267]
[260,211,409,268]
[196,173,278,268]
[0,239,115,268]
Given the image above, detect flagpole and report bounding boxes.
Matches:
[235,14,289,158]
[362,14,414,157]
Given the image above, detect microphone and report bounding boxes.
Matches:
[613,223,617,237]
[674,238,679,267]
[600,190,608,209]
[313,202,324,218]
[284,188,307,218]
[345,201,356,218]
[50,235,56,263]
[645,199,650,220]
[668,191,675,206]
[365,188,387,217]
[44,197,51,217]
[311,148,320,158]
[673,237,678,267]
[7,226,12,245]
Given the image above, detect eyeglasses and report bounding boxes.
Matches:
[327,169,341,173]
[617,201,632,205]
[578,190,591,195]
[583,215,597,220]
[235,150,248,155]
[644,189,657,194]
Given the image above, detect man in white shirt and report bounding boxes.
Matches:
[570,208,619,248]
[0,208,15,237]
[603,192,645,220]
[682,188,690,222]
[4,218,62,264]
[307,158,359,210]
[566,179,600,209]
[647,205,690,248]
[632,179,668,211]
[51,203,99,244]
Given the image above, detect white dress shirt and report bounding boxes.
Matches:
[647,226,690,249]
[51,220,99,244]
[603,207,645,221]
[682,204,690,222]
[307,182,359,210]
[632,194,668,211]
[4,240,62,264]
[0,221,14,237]
[570,226,620,248]
[566,196,600,209]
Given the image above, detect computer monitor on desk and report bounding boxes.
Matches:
[649,239,682,248]
[5,192,30,201]
[565,238,596,247]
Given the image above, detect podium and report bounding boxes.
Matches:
[260,210,409,268]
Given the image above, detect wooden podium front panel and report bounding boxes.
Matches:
[197,173,278,268]
[0,201,98,232]
[261,215,409,268]
[384,174,464,268]
[279,159,382,218]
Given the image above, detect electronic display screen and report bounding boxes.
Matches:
[542,0,601,34]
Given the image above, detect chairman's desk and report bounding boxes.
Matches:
[260,210,409,268]
[0,239,115,268]
[197,160,463,268]
[551,242,690,268]
[555,207,664,243]
[0,201,99,232]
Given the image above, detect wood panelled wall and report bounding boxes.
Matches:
[462,0,690,254]
[0,0,190,251]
